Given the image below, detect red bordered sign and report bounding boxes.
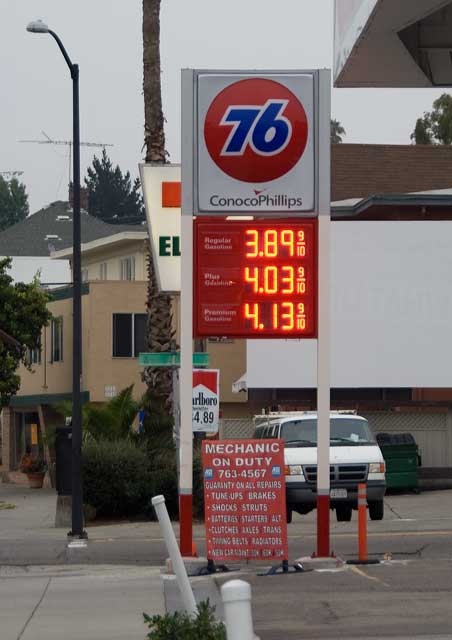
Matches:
[202,439,288,562]
[194,219,318,339]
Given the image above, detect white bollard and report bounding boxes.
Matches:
[221,579,255,640]
[151,495,197,616]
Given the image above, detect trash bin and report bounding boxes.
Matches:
[376,432,420,491]
[55,425,72,496]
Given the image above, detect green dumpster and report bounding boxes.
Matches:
[376,433,421,490]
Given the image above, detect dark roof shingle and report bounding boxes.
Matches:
[0,201,144,257]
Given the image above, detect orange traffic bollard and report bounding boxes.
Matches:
[358,483,368,562]
[346,483,379,565]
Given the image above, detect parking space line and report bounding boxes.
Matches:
[349,565,390,588]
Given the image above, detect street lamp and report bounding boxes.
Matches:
[27,20,85,538]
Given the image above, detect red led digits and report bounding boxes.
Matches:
[195,220,317,338]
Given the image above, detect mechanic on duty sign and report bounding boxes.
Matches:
[184,70,319,215]
[202,439,288,562]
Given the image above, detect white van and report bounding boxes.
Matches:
[253,411,386,523]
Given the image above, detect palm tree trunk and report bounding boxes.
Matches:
[143,0,166,163]
[142,0,174,411]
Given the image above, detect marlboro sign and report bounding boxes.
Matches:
[192,369,220,433]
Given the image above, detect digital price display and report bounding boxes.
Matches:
[194,220,317,338]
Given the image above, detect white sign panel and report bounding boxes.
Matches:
[140,163,181,293]
[192,369,220,433]
[247,221,452,389]
[184,70,323,216]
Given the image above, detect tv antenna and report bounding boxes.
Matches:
[19,131,113,184]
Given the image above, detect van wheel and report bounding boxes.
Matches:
[286,508,293,524]
[369,500,384,521]
[336,506,352,522]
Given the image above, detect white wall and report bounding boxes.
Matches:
[5,257,71,287]
[247,221,452,389]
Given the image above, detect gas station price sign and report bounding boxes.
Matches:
[194,220,317,338]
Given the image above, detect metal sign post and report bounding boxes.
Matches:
[316,70,331,557]
[180,213,194,556]
[180,69,196,555]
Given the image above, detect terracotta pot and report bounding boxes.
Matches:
[27,472,45,489]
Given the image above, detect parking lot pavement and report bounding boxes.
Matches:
[1,482,452,567]
[215,557,452,639]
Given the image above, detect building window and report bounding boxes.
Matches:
[112,313,146,358]
[50,317,63,363]
[99,262,108,280]
[81,269,89,282]
[120,256,135,281]
[27,341,42,365]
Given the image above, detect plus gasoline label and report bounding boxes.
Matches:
[204,79,308,183]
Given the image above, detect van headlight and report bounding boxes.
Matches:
[284,465,304,477]
[369,462,385,474]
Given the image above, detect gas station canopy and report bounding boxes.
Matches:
[334,0,452,87]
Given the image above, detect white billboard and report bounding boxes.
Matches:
[247,221,452,388]
[182,70,330,216]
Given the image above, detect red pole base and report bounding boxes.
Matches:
[316,493,331,557]
[179,493,193,557]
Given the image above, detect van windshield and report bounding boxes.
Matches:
[281,418,375,446]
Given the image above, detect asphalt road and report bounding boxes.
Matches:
[2,484,452,638]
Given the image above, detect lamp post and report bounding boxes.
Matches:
[27,20,85,538]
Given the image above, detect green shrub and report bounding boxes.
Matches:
[82,440,151,518]
[143,601,226,640]
[147,447,179,519]
[83,438,208,522]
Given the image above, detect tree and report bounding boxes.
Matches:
[331,119,346,144]
[0,258,51,406]
[0,176,29,232]
[55,385,140,442]
[142,0,175,411]
[84,149,145,224]
[411,94,452,145]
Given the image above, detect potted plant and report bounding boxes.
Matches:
[19,454,47,489]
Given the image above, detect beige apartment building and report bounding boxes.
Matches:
[0,209,247,476]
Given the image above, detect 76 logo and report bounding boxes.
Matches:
[220,100,292,157]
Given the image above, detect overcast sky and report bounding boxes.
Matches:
[0,0,445,214]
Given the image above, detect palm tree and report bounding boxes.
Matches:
[142,0,174,411]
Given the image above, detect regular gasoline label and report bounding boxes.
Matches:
[202,439,288,562]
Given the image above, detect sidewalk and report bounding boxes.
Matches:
[1,564,165,640]
[0,481,201,565]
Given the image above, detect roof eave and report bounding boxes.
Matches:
[332,193,452,217]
